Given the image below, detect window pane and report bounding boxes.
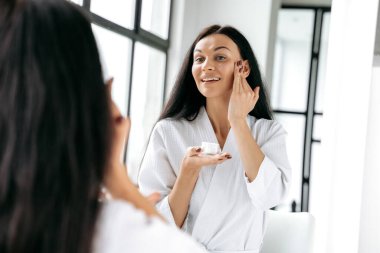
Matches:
[127,43,166,183]
[141,0,171,39]
[272,10,315,112]
[313,115,323,140]
[91,0,135,29]
[315,12,331,113]
[309,142,321,213]
[274,113,305,212]
[92,25,132,116]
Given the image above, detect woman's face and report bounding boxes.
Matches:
[192,34,242,99]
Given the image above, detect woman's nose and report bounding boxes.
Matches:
[202,59,215,71]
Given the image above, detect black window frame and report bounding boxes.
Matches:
[78,0,173,114]
[76,0,173,162]
[273,5,331,212]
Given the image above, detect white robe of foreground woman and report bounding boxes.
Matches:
[139,107,291,253]
[93,200,207,253]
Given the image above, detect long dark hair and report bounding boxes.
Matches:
[160,25,273,121]
[0,1,111,253]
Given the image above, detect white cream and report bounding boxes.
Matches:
[201,142,221,155]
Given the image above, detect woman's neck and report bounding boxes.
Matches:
[205,95,230,137]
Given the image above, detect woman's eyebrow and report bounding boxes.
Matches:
[214,46,231,52]
[194,46,231,53]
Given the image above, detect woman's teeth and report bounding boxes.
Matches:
[202,77,220,82]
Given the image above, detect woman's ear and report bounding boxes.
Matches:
[242,60,250,78]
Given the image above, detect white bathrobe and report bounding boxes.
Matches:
[93,200,207,253]
[139,107,291,253]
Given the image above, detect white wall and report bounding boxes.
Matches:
[166,0,280,99]
[358,56,380,253]
[312,0,379,252]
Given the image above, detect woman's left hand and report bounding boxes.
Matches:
[228,60,260,124]
[106,78,130,168]
[103,77,131,193]
[103,78,163,219]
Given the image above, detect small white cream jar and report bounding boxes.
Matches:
[201,142,221,155]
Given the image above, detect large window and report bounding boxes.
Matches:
[69,0,172,183]
[272,6,330,212]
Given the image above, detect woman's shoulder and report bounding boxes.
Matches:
[154,116,194,134]
[154,107,207,132]
[93,200,206,253]
[155,117,179,129]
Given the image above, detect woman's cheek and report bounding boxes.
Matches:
[225,67,235,88]
[191,65,200,84]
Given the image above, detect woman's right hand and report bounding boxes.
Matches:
[180,146,232,177]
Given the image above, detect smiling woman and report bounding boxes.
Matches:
[138,25,292,253]
[158,25,273,122]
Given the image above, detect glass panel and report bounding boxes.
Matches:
[308,142,321,213]
[315,12,331,113]
[274,113,305,212]
[141,0,171,39]
[127,43,166,183]
[271,9,315,112]
[91,0,135,29]
[92,25,132,116]
[313,115,323,140]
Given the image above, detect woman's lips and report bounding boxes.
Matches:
[201,77,221,84]
[201,77,221,82]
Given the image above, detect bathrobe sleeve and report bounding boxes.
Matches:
[138,121,177,225]
[244,119,292,210]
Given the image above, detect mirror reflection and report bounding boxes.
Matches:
[70,0,332,252]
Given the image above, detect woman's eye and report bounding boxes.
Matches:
[215,55,226,61]
[194,57,205,63]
